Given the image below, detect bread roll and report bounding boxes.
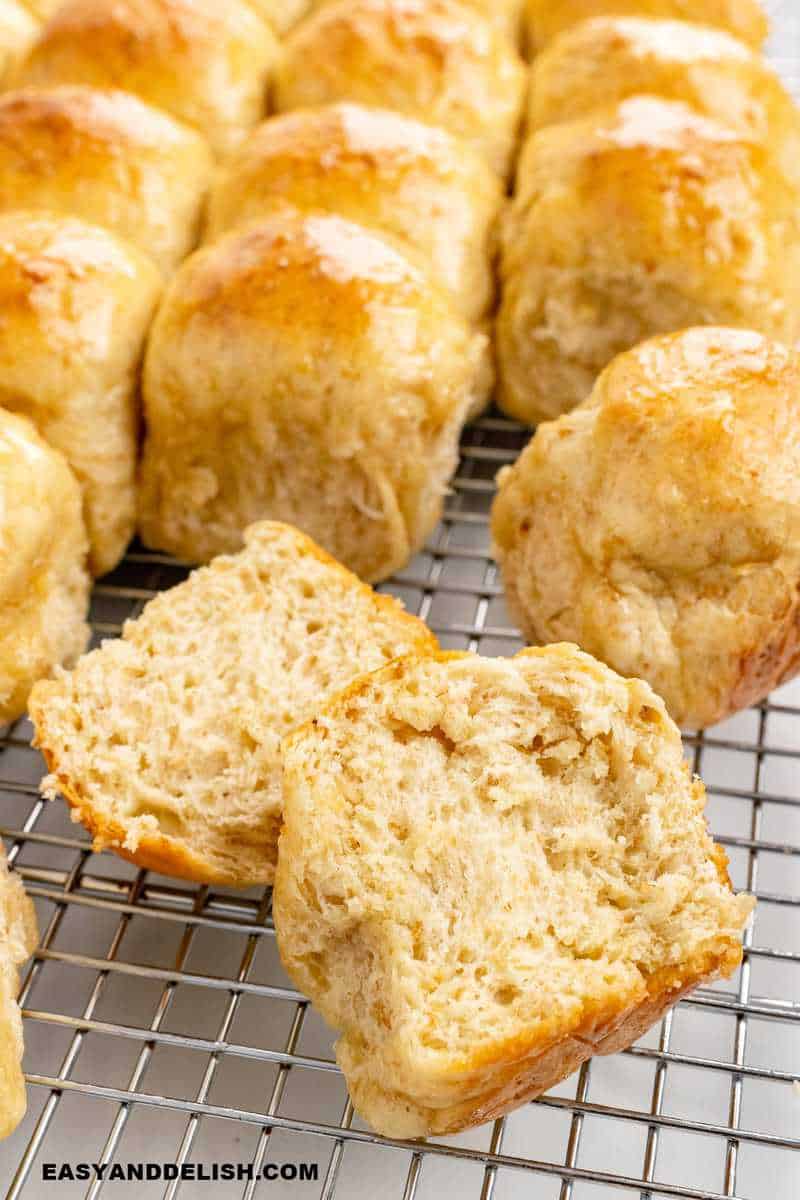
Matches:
[497,97,800,424]
[529,17,800,187]
[0,842,37,1141]
[274,0,527,179]
[0,0,36,87]
[307,0,526,42]
[30,522,437,886]
[0,409,90,725]
[205,103,503,324]
[493,328,800,730]
[139,212,492,582]
[16,0,278,158]
[274,645,753,1138]
[0,86,212,274]
[0,211,162,576]
[525,0,769,52]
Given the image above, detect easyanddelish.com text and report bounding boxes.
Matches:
[43,1161,319,1183]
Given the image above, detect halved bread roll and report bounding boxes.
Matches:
[525,0,769,52]
[205,103,503,324]
[0,211,162,576]
[139,211,492,582]
[0,408,90,725]
[497,97,800,424]
[29,522,437,886]
[0,0,36,87]
[15,0,278,158]
[0,86,213,274]
[275,0,527,179]
[274,645,754,1137]
[492,328,800,730]
[0,841,37,1141]
[529,17,800,187]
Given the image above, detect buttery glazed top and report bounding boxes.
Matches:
[0,83,204,157]
[525,0,769,51]
[529,18,800,185]
[307,0,525,40]
[491,327,800,727]
[275,0,526,177]
[494,325,800,548]
[16,0,279,156]
[146,211,477,435]
[218,102,479,179]
[0,85,212,270]
[0,208,157,357]
[204,102,502,320]
[506,97,800,341]
[207,102,499,218]
[576,328,800,573]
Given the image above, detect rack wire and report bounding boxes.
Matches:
[2,5,800,1198]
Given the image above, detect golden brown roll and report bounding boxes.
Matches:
[205,103,503,324]
[497,97,800,424]
[139,212,492,582]
[529,17,800,187]
[0,211,162,576]
[0,86,213,274]
[0,0,36,87]
[307,0,526,42]
[492,327,800,730]
[15,0,278,158]
[525,0,769,52]
[274,0,527,179]
[0,408,90,725]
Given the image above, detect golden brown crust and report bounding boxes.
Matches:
[308,0,525,42]
[407,942,741,1135]
[730,594,800,719]
[37,743,241,884]
[138,212,491,581]
[498,97,800,425]
[527,17,800,189]
[204,102,503,324]
[524,0,769,52]
[0,209,162,577]
[0,85,213,274]
[492,327,800,729]
[15,0,279,158]
[275,0,527,179]
[0,408,90,724]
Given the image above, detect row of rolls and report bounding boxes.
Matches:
[1,0,799,734]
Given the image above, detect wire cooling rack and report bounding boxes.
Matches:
[1,5,799,1198]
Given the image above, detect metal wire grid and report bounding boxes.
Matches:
[0,3,798,1197]
[0,410,797,1200]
